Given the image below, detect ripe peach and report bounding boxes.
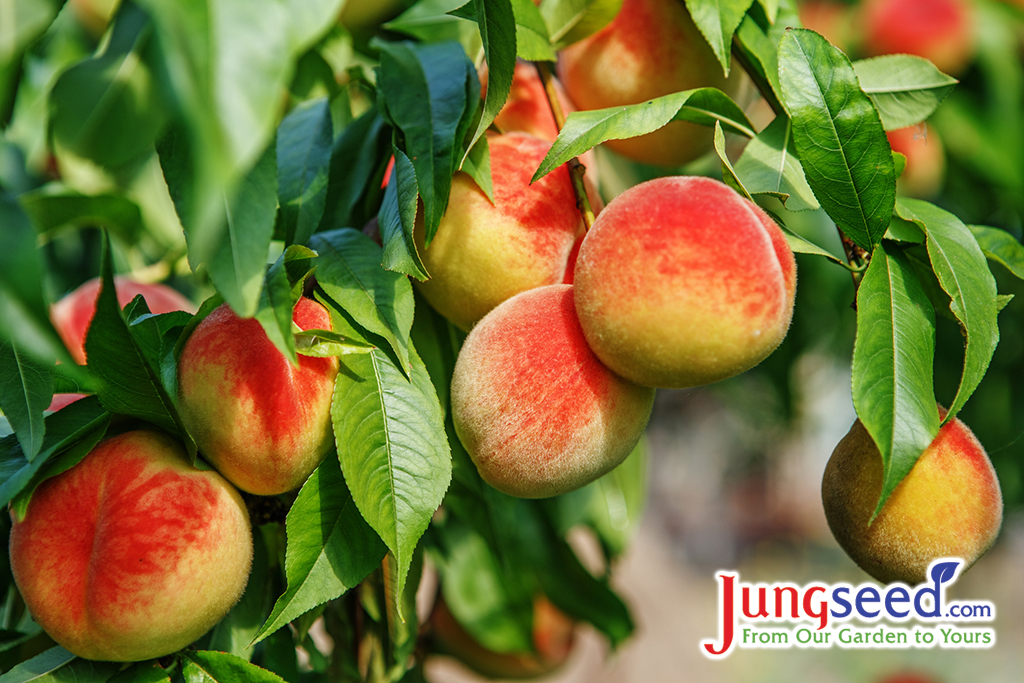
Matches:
[887,124,946,198]
[451,285,654,499]
[573,176,796,389]
[51,276,196,365]
[821,414,1003,584]
[859,0,976,75]
[414,132,582,331]
[9,430,252,661]
[558,0,746,167]
[430,595,575,679]
[177,298,339,496]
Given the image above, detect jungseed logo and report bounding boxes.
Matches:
[701,558,995,658]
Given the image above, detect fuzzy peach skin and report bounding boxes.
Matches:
[51,276,196,365]
[558,0,745,167]
[451,285,654,499]
[414,133,582,331]
[573,176,796,389]
[822,414,1003,584]
[430,595,575,679]
[9,430,252,662]
[177,298,339,495]
[859,0,976,75]
[887,124,946,198]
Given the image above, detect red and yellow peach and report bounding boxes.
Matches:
[451,284,654,499]
[9,430,252,661]
[573,176,796,389]
[177,298,339,496]
[822,413,1003,584]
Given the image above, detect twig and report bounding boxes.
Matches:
[533,61,596,232]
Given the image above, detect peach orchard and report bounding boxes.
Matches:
[0,0,1023,681]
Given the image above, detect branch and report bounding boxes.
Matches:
[533,61,596,232]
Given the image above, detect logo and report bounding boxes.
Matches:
[701,558,995,658]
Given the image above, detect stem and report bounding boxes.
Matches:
[837,226,870,299]
[533,61,596,232]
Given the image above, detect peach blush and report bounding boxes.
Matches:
[9,430,252,662]
[451,285,654,499]
[177,298,339,495]
[573,176,796,389]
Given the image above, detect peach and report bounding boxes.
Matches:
[9,430,252,662]
[558,0,746,167]
[451,285,654,499]
[821,414,1003,584]
[51,276,196,365]
[430,595,575,679]
[177,298,339,496]
[859,0,976,75]
[414,132,582,331]
[887,124,946,198]
[573,176,796,389]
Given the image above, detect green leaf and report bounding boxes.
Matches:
[19,188,144,243]
[182,651,285,683]
[277,97,333,247]
[436,519,533,652]
[106,662,173,683]
[137,0,333,274]
[732,6,800,114]
[85,234,186,437]
[778,28,895,251]
[0,0,63,117]
[253,246,315,366]
[853,55,958,131]
[0,647,118,683]
[49,5,168,168]
[533,88,755,181]
[378,148,429,280]
[511,0,557,61]
[780,227,845,265]
[123,304,194,404]
[333,348,451,620]
[207,143,278,319]
[0,194,75,370]
[895,199,1000,422]
[459,132,493,201]
[684,0,754,76]
[733,115,820,212]
[376,40,472,244]
[285,0,346,53]
[713,121,748,199]
[252,455,386,644]
[459,0,515,160]
[852,243,939,515]
[383,545,423,670]
[0,341,51,461]
[320,109,389,232]
[969,225,1024,281]
[541,0,623,49]
[385,0,482,50]
[310,229,415,373]
[0,397,109,513]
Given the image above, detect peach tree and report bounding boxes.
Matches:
[1,0,1023,681]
